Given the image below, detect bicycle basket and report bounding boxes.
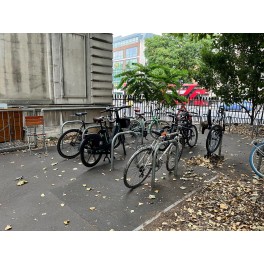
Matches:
[119,118,130,128]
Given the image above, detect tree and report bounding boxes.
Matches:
[144,34,212,83]
[116,63,187,107]
[195,33,264,124]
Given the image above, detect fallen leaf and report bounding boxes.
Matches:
[5,225,12,231]
[17,179,28,186]
[220,203,229,210]
[149,195,156,199]
[64,220,70,225]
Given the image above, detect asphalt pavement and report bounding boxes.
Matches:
[0,129,254,231]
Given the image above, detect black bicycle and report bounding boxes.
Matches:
[79,106,130,167]
[202,106,225,155]
[57,112,91,159]
[163,109,198,149]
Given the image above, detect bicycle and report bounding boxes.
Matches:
[123,130,182,189]
[202,106,226,155]
[79,106,130,167]
[162,110,198,154]
[57,112,92,159]
[249,138,264,177]
[128,110,148,139]
[145,107,170,139]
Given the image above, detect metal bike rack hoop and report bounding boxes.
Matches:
[151,138,179,189]
[110,131,139,171]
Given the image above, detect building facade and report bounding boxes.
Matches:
[0,33,113,106]
[112,33,155,94]
[0,33,113,138]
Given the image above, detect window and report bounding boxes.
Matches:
[126,47,137,58]
[113,50,123,60]
[113,61,124,85]
[113,37,139,48]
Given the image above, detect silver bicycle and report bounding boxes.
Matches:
[123,131,182,189]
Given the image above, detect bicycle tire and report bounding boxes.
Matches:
[123,146,153,189]
[249,142,264,178]
[79,134,102,167]
[187,124,198,147]
[57,128,83,159]
[166,142,183,172]
[206,125,223,154]
[149,120,170,139]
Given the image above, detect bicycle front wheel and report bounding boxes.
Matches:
[187,124,198,147]
[123,147,153,189]
[166,142,183,172]
[149,120,169,139]
[57,129,82,159]
[249,142,264,177]
[206,125,223,154]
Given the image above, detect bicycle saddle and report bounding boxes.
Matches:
[93,116,105,123]
[75,112,87,117]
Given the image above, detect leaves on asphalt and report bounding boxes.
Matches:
[144,175,264,231]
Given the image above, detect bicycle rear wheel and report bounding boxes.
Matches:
[80,134,102,167]
[123,146,153,189]
[249,142,264,177]
[57,129,82,159]
[206,125,223,154]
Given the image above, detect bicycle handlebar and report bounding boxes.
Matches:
[101,105,131,113]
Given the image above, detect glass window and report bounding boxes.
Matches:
[126,47,138,58]
[113,50,123,60]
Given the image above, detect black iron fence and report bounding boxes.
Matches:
[112,94,264,126]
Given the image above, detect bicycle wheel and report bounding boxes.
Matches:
[57,129,82,159]
[249,142,264,177]
[149,120,170,139]
[206,125,223,154]
[123,146,153,189]
[166,142,183,172]
[187,124,198,147]
[80,134,102,167]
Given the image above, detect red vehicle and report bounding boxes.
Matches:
[178,83,209,106]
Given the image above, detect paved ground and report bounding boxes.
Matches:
[0,129,254,231]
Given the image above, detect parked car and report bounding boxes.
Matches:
[222,101,252,111]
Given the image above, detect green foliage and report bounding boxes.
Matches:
[116,63,187,106]
[195,33,264,123]
[144,34,213,82]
